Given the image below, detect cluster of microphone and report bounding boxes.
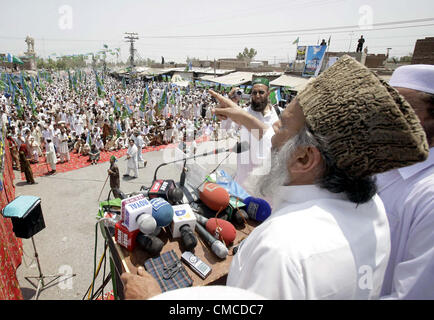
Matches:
[106,141,272,261]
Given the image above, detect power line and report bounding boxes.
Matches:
[139,17,434,39]
[1,18,433,44]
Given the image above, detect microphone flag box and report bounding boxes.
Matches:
[121,194,152,232]
[115,221,140,251]
[148,179,176,201]
[170,204,197,238]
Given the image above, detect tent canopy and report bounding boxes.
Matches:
[202,71,254,86]
[269,75,309,91]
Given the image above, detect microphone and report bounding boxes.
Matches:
[196,141,249,157]
[136,213,157,235]
[136,233,164,257]
[194,211,208,226]
[153,142,249,182]
[170,204,197,251]
[195,223,228,259]
[229,208,248,228]
[199,182,230,212]
[179,159,187,187]
[194,213,236,246]
[179,224,197,251]
[243,197,272,222]
[233,141,249,154]
[168,187,184,204]
[150,197,174,227]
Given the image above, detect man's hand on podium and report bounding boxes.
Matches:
[121,266,161,300]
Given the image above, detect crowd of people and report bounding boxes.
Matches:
[0,70,241,181]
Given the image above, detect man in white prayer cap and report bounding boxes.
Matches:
[376,64,434,300]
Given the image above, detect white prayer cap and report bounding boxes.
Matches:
[389,64,434,94]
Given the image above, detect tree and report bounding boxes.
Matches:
[399,53,413,63]
[237,48,257,61]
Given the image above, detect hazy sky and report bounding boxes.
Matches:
[1,0,433,64]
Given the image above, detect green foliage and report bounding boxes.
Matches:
[36,55,87,70]
[237,48,258,61]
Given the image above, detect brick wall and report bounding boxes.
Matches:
[412,37,434,65]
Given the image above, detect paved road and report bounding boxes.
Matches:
[14,138,238,300]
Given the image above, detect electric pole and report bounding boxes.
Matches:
[124,32,139,74]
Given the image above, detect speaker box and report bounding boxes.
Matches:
[2,196,45,239]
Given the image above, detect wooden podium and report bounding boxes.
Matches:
[104,219,257,299]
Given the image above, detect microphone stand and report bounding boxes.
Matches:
[195,151,232,191]
[152,147,231,182]
[24,236,76,300]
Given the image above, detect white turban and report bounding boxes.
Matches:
[389,64,434,94]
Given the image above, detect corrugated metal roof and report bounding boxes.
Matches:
[269,74,310,91]
[201,71,254,86]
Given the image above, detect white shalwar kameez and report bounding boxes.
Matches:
[227,185,391,300]
[126,144,138,177]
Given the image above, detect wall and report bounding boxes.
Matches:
[412,37,434,65]
[365,54,387,68]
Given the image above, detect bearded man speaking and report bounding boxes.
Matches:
[232,78,279,193]
[210,55,429,299]
[121,55,428,300]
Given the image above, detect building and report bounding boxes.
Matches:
[412,37,434,65]
[217,58,248,69]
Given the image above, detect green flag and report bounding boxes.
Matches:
[140,87,149,112]
[0,78,6,92]
[9,76,22,97]
[158,87,167,113]
[94,70,106,97]
[14,95,23,118]
[34,86,42,100]
[269,88,281,105]
[170,90,176,105]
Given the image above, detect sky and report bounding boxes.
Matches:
[1,0,433,64]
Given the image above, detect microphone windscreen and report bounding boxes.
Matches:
[199,182,230,211]
[136,213,157,234]
[243,197,271,222]
[205,218,236,246]
[180,225,197,251]
[168,187,184,204]
[150,197,174,227]
[136,233,164,256]
[230,209,247,228]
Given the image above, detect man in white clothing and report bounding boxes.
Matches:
[376,64,434,300]
[226,79,279,194]
[120,56,429,300]
[45,138,57,174]
[131,130,147,168]
[219,56,429,300]
[58,128,70,163]
[124,138,138,178]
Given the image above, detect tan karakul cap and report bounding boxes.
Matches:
[297,55,429,178]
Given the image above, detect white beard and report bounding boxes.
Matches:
[253,134,301,200]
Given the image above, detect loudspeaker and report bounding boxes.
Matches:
[2,196,45,239]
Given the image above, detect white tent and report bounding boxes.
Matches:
[201,71,254,86]
[170,74,190,87]
[270,75,310,91]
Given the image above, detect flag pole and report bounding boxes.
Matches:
[292,40,298,72]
